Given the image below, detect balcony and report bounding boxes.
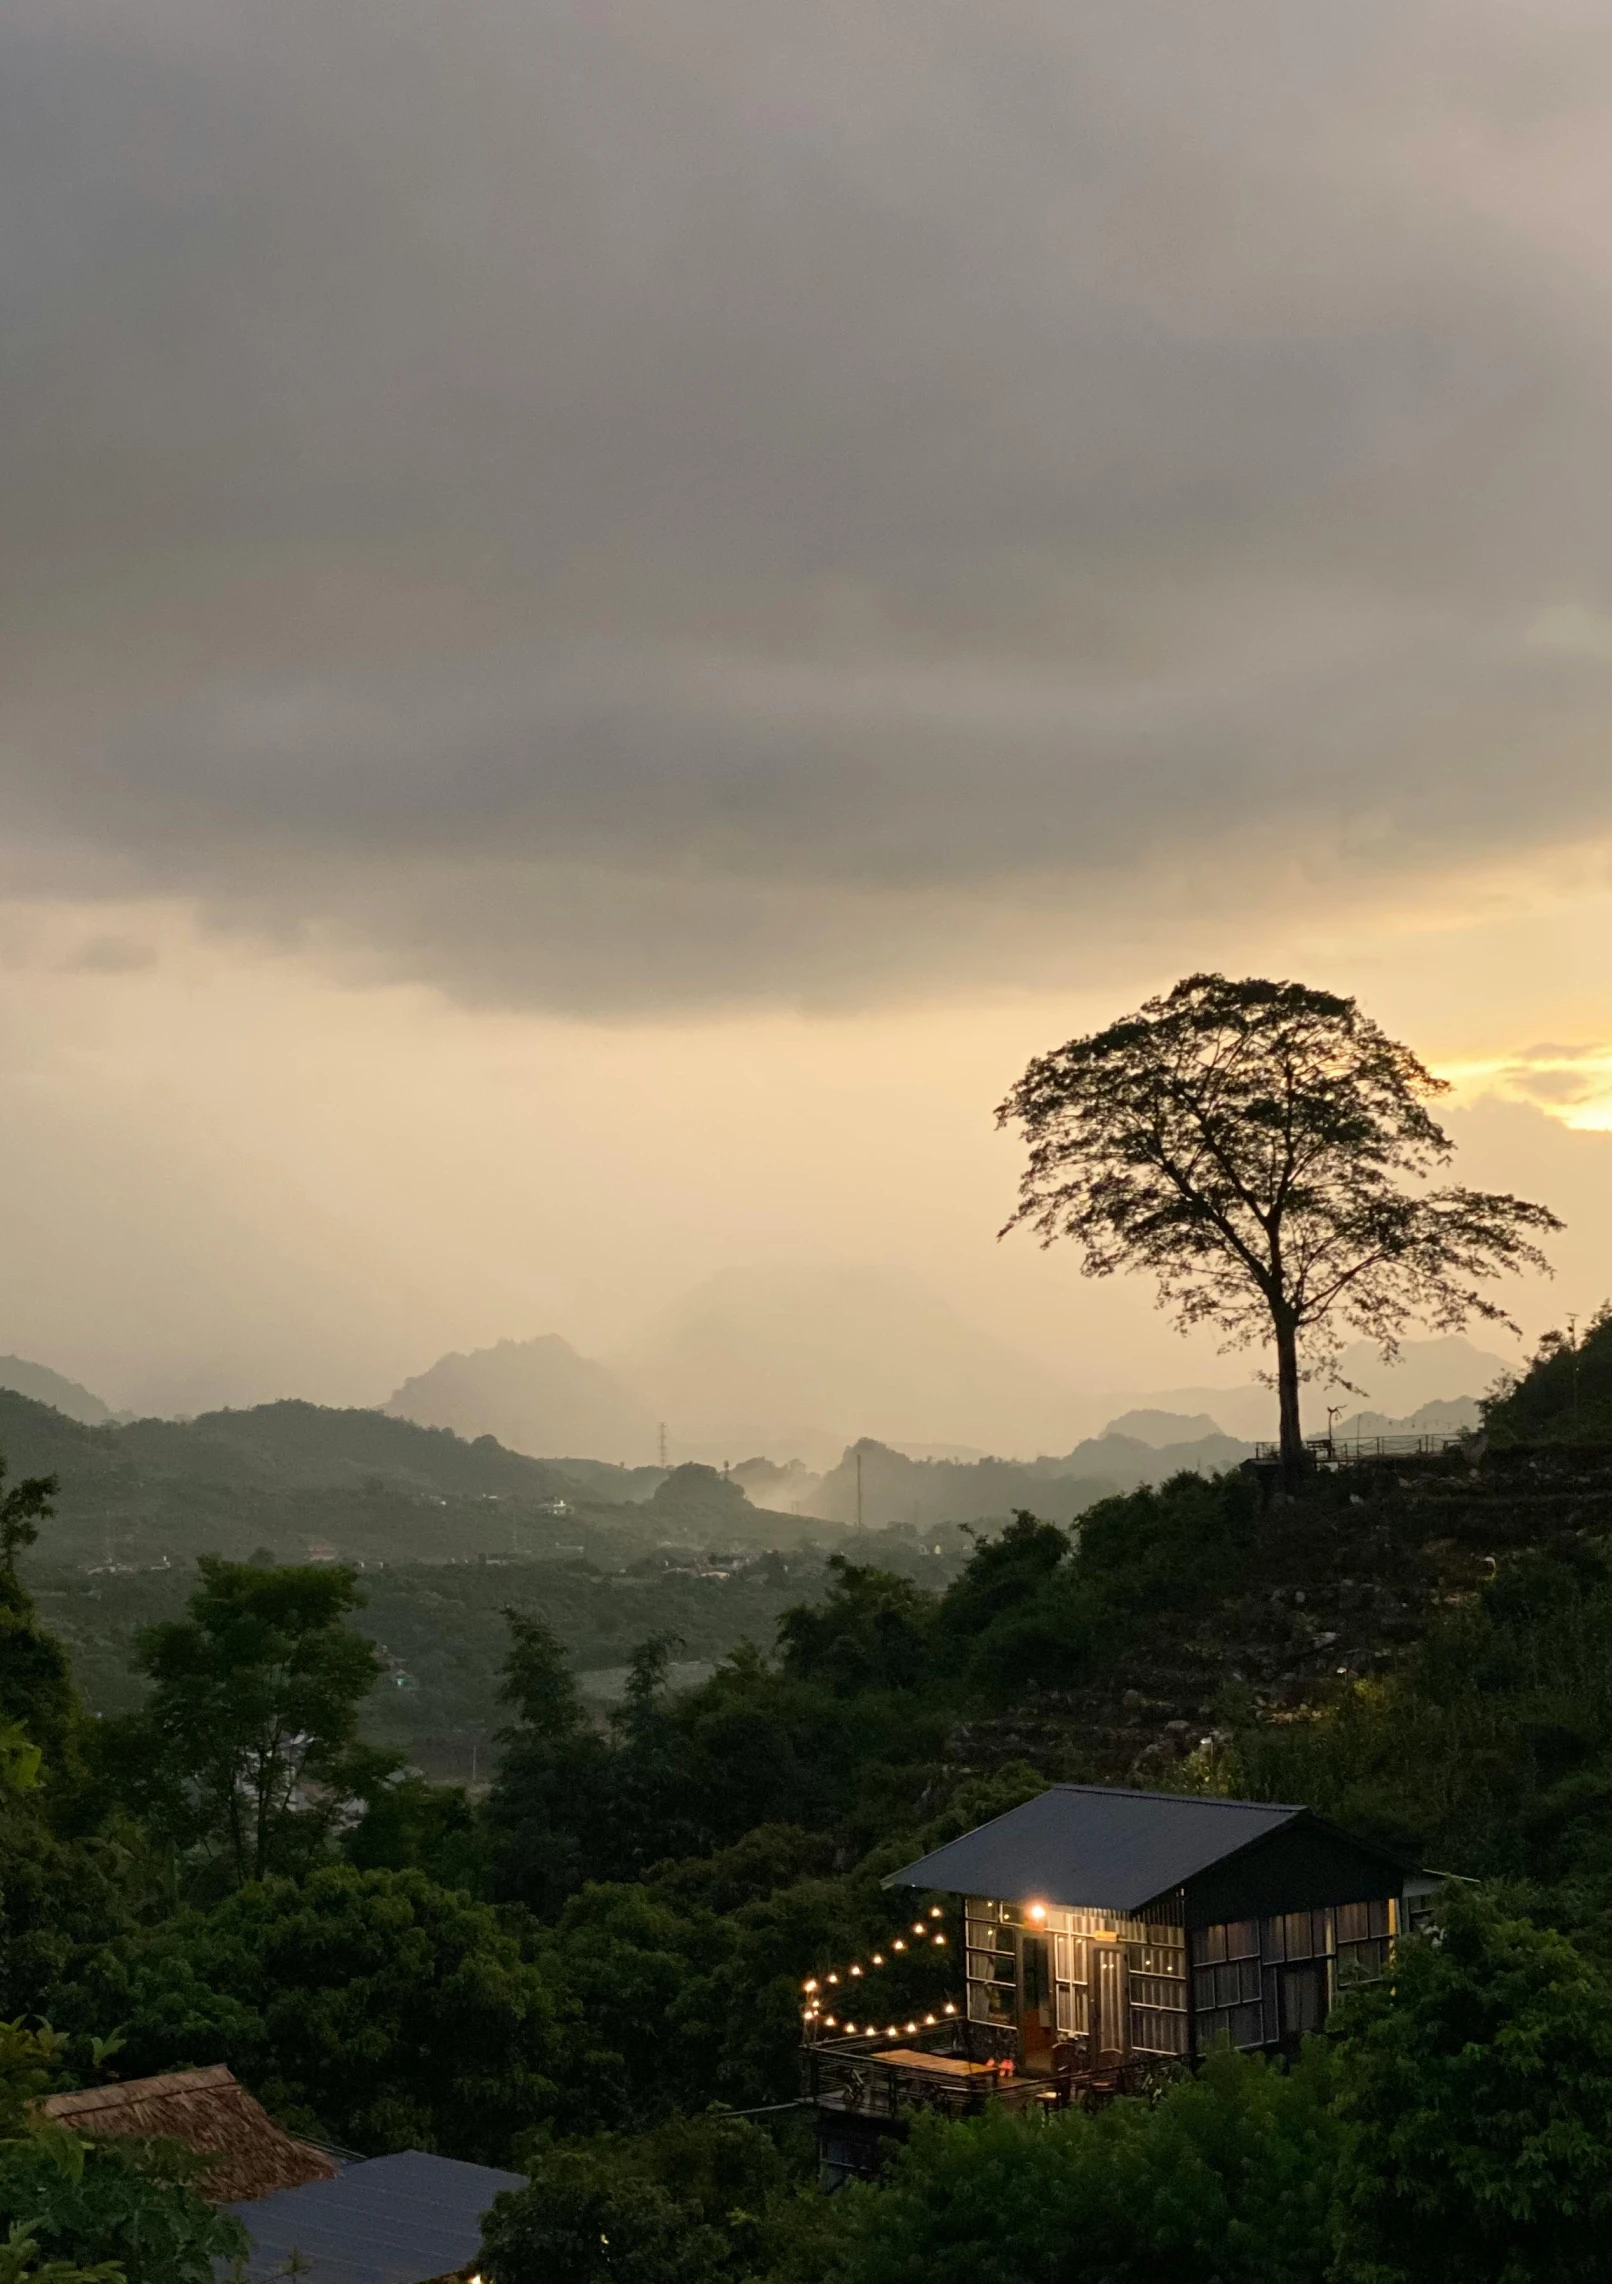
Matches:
[803,2017,1173,2133]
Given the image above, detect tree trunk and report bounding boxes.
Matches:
[1274,1313,1305,1488]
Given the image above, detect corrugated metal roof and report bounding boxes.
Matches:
[884,1785,1305,1914]
[226,2150,524,2284]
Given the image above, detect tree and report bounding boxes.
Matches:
[479,2114,783,2284]
[129,1559,383,1889]
[998,974,1560,1478]
[0,2021,244,2284]
[0,1456,58,1586]
[812,2044,1339,2284]
[60,1865,564,2163]
[484,1612,606,1915]
[1329,1891,1612,2282]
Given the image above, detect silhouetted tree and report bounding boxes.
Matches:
[0,1449,58,1582]
[129,1559,381,1887]
[998,975,1560,1479]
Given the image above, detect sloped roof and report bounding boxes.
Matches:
[884,1784,1309,1914]
[227,2151,525,2284]
[39,2065,338,2205]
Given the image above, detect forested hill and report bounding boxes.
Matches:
[0,1390,637,1567]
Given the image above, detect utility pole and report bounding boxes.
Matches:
[1569,1315,1581,1438]
[658,1421,668,1469]
[855,1447,863,1532]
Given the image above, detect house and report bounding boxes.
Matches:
[805,1784,1417,2181]
[37,2065,337,2204]
[224,2149,525,2284]
[39,2067,523,2284]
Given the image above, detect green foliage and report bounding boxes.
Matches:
[59,1866,563,2162]
[484,1613,609,1912]
[0,2023,242,2284]
[1330,1891,1612,2283]
[0,1572,80,1791]
[0,1459,58,1589]
[481,2112,786,2284]
[814,2045,1338,2284]
[1224,1546,1612,1879]
[1484,1303,1612,1446]
[0,2133,245,2284]
[123,1559,384,1888]
[778,1563,934,1696]
[0,2220,122,2284]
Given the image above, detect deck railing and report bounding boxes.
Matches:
[805,2021,1048,2121]
[1250,1433,1470,1465]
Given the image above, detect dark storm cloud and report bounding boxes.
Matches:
[5,0,1612,1008]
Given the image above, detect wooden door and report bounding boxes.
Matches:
[1017,1932,1056,2074]
[1094,1940,1128,2063]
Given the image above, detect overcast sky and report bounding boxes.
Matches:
[3,0,1611,1417]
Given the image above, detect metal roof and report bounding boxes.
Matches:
[884,1785,1307,1914]
[226,2150,524,2284]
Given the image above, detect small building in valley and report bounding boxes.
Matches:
[38,2065,337,2205]
[40,2065,522,2284]
[806,1784,1416,2181]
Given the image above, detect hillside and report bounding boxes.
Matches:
[743,1426,1254,1528]
[0,1355,113,1425]
[0,1390,807,1569]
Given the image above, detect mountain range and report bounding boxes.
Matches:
[379,1271,1511,1465]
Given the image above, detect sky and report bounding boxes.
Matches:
[3,0,1612,1418]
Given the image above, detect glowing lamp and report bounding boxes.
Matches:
[1027,1903,1048,1924]
[893,1940,906,1951]
[929,1907,943,1918]
[912,1923,925,1936]
[872,1953,884,1966]
[827,1973,838,1984]
[849,1965,862,1977]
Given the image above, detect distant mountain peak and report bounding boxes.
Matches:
[385,1333,656,1464]
[0,1355,113,1427]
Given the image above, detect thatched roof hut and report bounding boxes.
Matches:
[39,2064,340,2204]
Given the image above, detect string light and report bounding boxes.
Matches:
[800,1912,960,2040]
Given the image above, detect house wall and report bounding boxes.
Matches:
[964,1896,1190,2060]
[1190,1896,1397,2050]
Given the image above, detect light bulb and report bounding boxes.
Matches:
[913,1923,925,1936]
[872,1954,884,1967]
[849,1965,862,1977]
[893,1940,906,1951]
[906,2021,917,2033]
[929,1907,943,1918]
[827,1973,839,1984]
[804,1979,817,1992]
[1028,1903,1047,1924]
[924,2014,936,2025]
[943,2003,956,2015]
[934,1934,946,1945]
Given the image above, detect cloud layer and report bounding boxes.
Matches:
[7,0,1612,1008]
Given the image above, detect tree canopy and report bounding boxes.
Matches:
[127,1558,383,1890]
[998,973,1560,1473]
